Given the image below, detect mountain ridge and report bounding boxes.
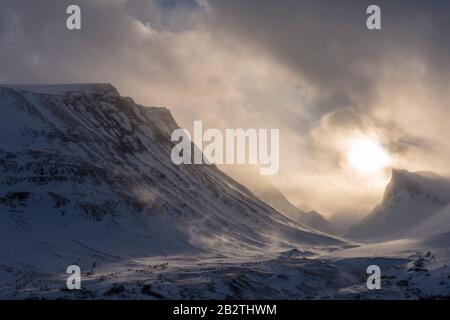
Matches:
[346,168,450,240]
[224,167,336,234]
[0,83,344,271]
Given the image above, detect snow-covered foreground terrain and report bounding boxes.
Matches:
[2,246,450,299]
[1,84,450,299]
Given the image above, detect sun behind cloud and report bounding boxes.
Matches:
[346,137,391,174]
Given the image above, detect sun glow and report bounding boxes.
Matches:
[347,137,391,174]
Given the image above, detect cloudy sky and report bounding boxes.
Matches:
[1,0,450,221]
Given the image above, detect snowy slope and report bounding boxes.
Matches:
[226,168,336,234]
[0,84,344,272]
[406,204,450,247]
[346,169,450,240]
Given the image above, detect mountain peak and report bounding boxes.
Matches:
[385,168,449,202]
[346,168,450,240]
[389,168,428,185]
[391,168,408,178]
[0,83,119,96]
[387,168,416,196]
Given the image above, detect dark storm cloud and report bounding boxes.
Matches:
[0,0,199,83]
[0,0,131,82]
[206,0,450,115]
[2,0,449,107]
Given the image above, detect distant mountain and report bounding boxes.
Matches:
[0,84,344,269]
[346,169,450,240]
[225,168,336,234]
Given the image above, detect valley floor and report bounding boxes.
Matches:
[2,242,450,299]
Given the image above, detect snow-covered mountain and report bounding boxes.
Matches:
[0,84,344,271]
[226,168,336,234]
[346,169,450,240]
[2,85,450,299]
